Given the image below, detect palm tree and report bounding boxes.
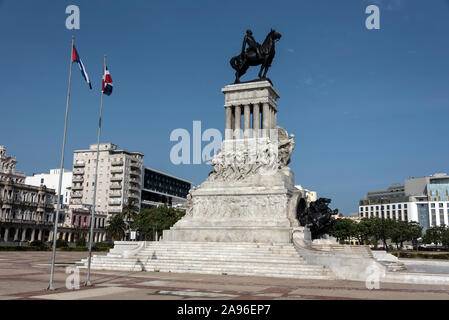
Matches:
[105,214,126,241]
[121,198,140,239]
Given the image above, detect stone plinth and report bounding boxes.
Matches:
[163,80,299,243]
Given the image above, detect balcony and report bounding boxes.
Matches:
[110,176,123,182]
[72,185,83,191]
[72,177,84,183]
[73,169,84,174]
[130,178,141,185]
[111,160,124,166]
[129,185,141,192]
[71,192,83,198]
[110,183,122,190]
[109,191,122,197]
[73,161,85,167]
[111,168,123,174]
[108,200,122,206]
[108,208,122,213]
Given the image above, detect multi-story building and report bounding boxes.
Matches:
[0,146,58,242]
[141,167,192,209]
[359,173,449,230]
[70,143,144,219]
[25,169,72,205]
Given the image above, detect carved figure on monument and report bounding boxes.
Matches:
[230,29,282,83]
[297,198,338,239]
[277,126,295,168]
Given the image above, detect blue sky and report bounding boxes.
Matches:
[1,0,449,215]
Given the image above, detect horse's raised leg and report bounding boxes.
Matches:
[263,66,269,78]
[234,72,240,84]
[258,65,264,79]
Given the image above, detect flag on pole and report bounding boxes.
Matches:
[102,66,113,96]
[72,45,92,89]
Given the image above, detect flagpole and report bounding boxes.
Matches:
[48,36,74,290]
[85,55,106,286]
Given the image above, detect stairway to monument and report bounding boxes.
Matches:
[78,241,335,280]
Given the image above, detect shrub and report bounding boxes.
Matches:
[76,237,86,247]
[56,239,68,248]
[30,240,48,250]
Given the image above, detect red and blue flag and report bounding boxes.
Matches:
[72,45,92,89]
[102,66,113,96]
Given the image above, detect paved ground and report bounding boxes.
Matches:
[0,252,449,300]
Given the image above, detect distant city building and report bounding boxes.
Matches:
[26,169,72,205]
[141,167,192,209]
[359,173,449,230]
[0,146,58,242]
[295,185,317,203]
[69,143,144,219]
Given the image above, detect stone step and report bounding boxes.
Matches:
[84,262,328,275]
[82,255,321,267]
[84,265,330,280]
[86,262,326,273]
[77,241,334,280]
[134,255,306,263]
[136,250,302,259]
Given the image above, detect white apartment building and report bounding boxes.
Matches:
[70,143,144,219]
[359,173,449,229]
[26,169,72,205]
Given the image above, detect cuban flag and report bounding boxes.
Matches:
[102,66,113,96]
[72,45,92,89]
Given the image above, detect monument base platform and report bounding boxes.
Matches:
[163,165,300,243]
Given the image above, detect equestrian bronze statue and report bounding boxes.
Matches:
[230,29,282,83]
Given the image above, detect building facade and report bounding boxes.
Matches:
[70,143,144,219]
[359,173,449,230]
[0,146,57,242]
[26,169,73,205]
[141,167,192,209]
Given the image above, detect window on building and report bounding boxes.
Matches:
[404,204,407,209]
[439,203,444,208]
[431,203,436,208]
[398,204,402,209]
[432,209,436,214]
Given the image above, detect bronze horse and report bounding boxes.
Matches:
[230,29,282,83]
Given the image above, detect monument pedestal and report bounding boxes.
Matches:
[164,81,299,243]
[163,166,298,243]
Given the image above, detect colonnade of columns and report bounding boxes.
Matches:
[0,226,106,243]
[225,102,277,140]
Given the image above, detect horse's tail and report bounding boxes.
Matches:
[230,56,240,71]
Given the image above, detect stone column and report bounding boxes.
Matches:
[231,107,235,132]
[234,105,241,139]
[38,229,42,241]
[262,103,270,137]
[225,106,232,140]
[273,109,277,128]
[14,229,19,241]
[243,104,251,139]
[48,230,53,242]
[4,228,8,242]
[21,229,26,241]
[31,229,36,242]
[253,103,260,138]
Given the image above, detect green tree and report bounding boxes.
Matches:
[389,220,409,250]
[423,225,446,246]
[329,219,356,243]
[406,221,423,250]
[133,205,185,241]
[441,228,449,250]
[105,214,126,241]
[121,198,140,237]
[353,218,371,245]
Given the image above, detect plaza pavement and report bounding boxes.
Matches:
[0,252,448,300]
